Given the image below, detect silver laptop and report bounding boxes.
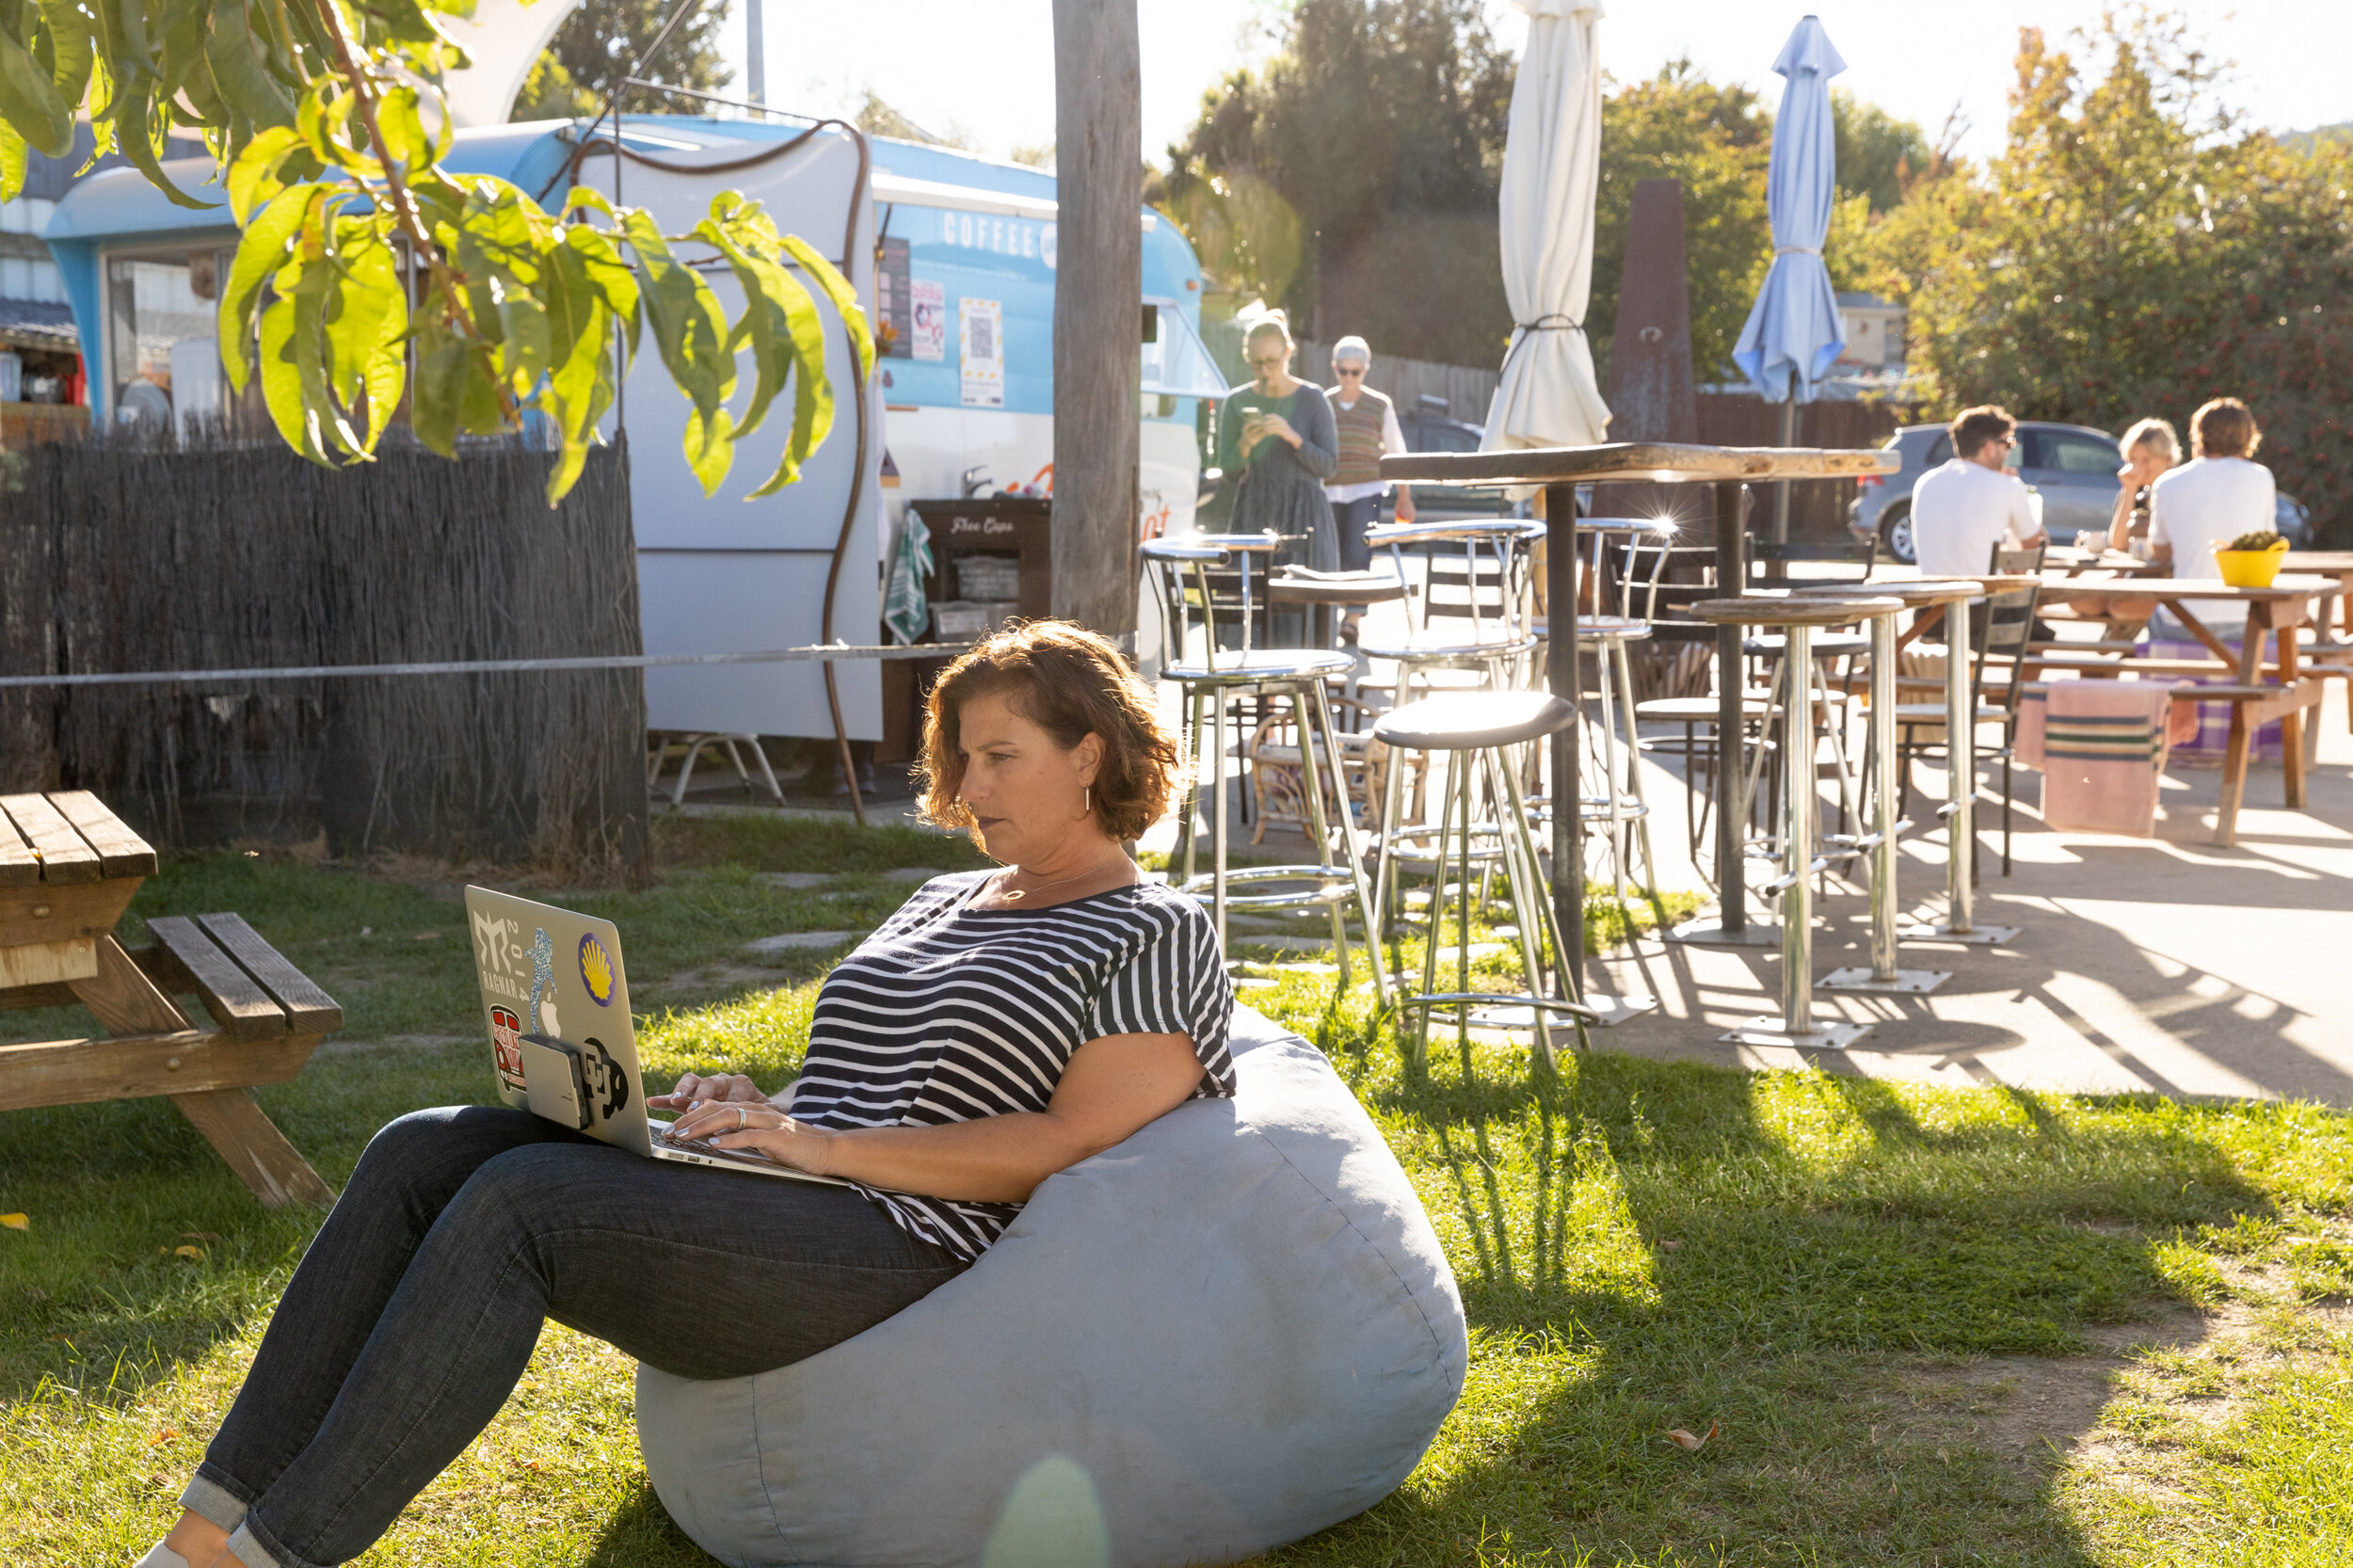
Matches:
[463,885,845,1186]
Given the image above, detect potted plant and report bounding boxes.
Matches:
[2213,529,2290,587]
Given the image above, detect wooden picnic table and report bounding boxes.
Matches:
[2041,545,2164,578]
[2283,552,2353,639]
[0,792,340,1207]
[1379,441,1903,965]
[2016,576,2341,845]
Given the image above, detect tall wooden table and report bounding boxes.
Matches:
[1,792,339,1207]
[1380,443,1900,999]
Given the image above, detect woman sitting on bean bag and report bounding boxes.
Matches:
[146,620,1233,1568]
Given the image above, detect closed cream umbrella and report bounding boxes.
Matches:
[1481,0,1611,456]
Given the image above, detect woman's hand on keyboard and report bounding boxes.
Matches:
[648,1070,768,1112]
[666,1098,839,1177]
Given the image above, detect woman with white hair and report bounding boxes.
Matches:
[1322,336,1417,581]
[2105,415,2181,555]
[1212,312,1340,569]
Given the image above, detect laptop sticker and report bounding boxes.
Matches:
[579,933,616,1007]
[490,1005,526,1090]
[529,926,559,1039]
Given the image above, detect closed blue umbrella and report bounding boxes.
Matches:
[1733,16,1848,408]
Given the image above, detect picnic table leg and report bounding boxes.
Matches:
[2217,703,2250,846]
[66,935,334,1209]
[169,1087,336,1208]
[2275,605,2307,810]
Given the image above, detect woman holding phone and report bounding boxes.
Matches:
[1211,311,1340,570]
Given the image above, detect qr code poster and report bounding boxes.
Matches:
[960,297,1004,408]
[910,280,946,361]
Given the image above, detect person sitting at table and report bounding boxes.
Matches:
[1909,405,2045,583]
[2146,396,2283,763]
[2107,416,2181,556]
[1215,311,1341,573]
[139,620,1236,1568]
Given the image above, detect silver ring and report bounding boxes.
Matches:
[735,1107,746,1130]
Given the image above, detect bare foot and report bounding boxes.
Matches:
[162,1509,232,1568]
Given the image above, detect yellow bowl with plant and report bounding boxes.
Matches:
[2213,530,2289,587]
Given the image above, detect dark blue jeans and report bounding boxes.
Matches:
[1330,492,1384,572]
[182,1106,966,1568]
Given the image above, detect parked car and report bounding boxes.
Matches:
[1850,421,2313,562]
[1400,394,1524,520]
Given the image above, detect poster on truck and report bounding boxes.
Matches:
[910,280,946,361]
[960,296,1003,408]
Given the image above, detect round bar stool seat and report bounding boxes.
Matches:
[1373,692,1576,752]
[1370,692,1592,1075]
[1162,649,1358,687]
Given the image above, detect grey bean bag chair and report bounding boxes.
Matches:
[634,1005,1467,1567]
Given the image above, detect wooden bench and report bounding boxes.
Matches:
[0,792,340,1208]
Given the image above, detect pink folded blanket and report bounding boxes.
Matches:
[2014,680,2198,835]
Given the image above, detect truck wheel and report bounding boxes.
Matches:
[1879,505,1916,565]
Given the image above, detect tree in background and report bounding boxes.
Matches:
[1867,10,2353,539]
[1152,0,1513,364]
[515,0,732,120]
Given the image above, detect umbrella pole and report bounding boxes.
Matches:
[1715,481,1749,931]
[1772,398,1797,543]
[1545,482,1583,1001]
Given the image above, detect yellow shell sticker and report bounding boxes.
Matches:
[578,933,616,1007]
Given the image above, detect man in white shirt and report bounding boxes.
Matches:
[1908,405,2043,579]
[2148,397,2275,630]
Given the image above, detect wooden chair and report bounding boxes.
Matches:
[1,792,340,1208]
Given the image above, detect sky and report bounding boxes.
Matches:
[710,1,2353,168]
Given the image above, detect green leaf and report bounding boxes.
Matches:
[320,220,406,449]
[373,84,432,173]
[111,72,216,209]
[202,2,297,142]
[35,0,94,117]
[0,117,24,205]
[218,182,318,391]
[778,232,874,383]
[0,23,74,158]
[621,207,737,493]
[681,405,734,495]
[410,312,471,458]
[695,205,830,496]
[225,123,300,225]
[258,285,335,467]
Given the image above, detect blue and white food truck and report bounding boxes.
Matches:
[41,108,1229,746]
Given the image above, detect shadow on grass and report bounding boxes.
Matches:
[1271,1043,2281,1566]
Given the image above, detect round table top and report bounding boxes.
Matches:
[2147,574,2344,600]
[1788,578,1988,606]
[1268,573,1409,605]
[2045,547,2164,575]
[1686,594,1906,628]
[1190,531,1285,553]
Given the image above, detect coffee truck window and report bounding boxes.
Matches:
[105,252,222,424]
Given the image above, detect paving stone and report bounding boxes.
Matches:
[880,866,952,883]
[744,931,861,954]
[757,872,834,889]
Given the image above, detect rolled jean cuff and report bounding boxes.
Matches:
[181,1468,252,1533]
[227,1516,308,1568]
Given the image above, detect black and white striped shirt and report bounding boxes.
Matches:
[793,872,1235,1258]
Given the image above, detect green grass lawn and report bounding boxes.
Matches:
[5,821,2351,1565]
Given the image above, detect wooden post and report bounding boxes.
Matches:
[1049,0,1143,640]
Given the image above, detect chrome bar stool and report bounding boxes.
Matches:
[1688,596,1901,1049]
[1360,520,1545,698]
[1371,691,1597,1076]
[1786,586,1953,996]
[1884,575,2038,947]
[1143,538,1389,1002]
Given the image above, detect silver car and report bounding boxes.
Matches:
[1849,421,2313,562]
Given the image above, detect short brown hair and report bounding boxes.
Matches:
[917,620,1180,843]
[2190,397,2260,458]
[1948,405,2017,459]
